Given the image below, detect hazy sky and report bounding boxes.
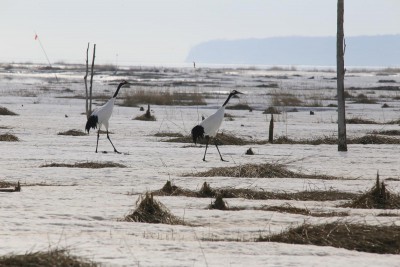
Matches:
[1,0,399,65]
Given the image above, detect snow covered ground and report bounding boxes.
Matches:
[0,63,399,266]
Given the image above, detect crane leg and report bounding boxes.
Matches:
[95,130,100,153]
[107,130,121,154]
[203,136,210,161]
[214,139,228,162]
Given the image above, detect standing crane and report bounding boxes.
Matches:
[85,80,129,153]
[191,90,243,161]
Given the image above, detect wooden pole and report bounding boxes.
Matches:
[268,114,274,143]
[337,0,347,151]
[89,44,96,116]
[84,43,90,118]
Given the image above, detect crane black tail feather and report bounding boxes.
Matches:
[191,125,205,144]
[85,115,98,133]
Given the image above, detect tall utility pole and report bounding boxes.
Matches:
[337,0,347,151]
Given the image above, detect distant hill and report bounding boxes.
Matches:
[186,35,400,66]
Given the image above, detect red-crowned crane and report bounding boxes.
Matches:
[191,90,243,161]
[85,80,129,153]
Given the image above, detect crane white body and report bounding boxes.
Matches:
[90,98,116,131]
[200,106,225,138]
[191,90,243,161]
[85,81,128,153]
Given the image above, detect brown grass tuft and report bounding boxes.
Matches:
[198,182,216,197]
[346,117,378,124]
[166,132,259,146]
[40,162,126,168]
[209,195,229,210]
[0,249,99,267]
[0,106,18,116]
[187,163,341,180]
[122,89,206,106]
[342,174,400,209]
[0,133,19,142]
[258,204,349,217]
[274,135,400,145]
[152,182,356,201]
[154,132,184,138]
[57,129,87,136]
[123,193,186,225]
[260,222,400,254]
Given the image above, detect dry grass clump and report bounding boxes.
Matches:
[152,181,356,201]
[188,163,340,180]
[166,132,258,146]
[154,132,184,138]
[152,181,197,197]
[123,193,186,225]
[386,118,400,124]
[198,182,215,197]
[134,104,156,121]
[273,135,400,145]
[370,130,400,136]
[263,106,281,114]
[226,103,252,110]
[346,117,378,124]
[350,135,400,145]
[342,175,400,209]
[40,162,126,168]
[245,148,254,155]
[134,113,156,121]
[0,249,99,267]
[0,180,16,188]
[274,136,337,145]
[352,93,377,104]
[57,129,87,136]
[208,195,229,210]
[0,106,18,116]
[260,222,400,254]
[0,181,21,192]
[0,133,19,142]
[123,89,206,106]
[258,204,349,217]
[271,93,303,106]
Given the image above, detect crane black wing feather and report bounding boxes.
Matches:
[85,115,98,133]
[191,125,205,144]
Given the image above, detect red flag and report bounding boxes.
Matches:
[34,34,38,40]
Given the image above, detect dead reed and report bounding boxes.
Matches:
[123,193,186,225]
[57,129,87,136]
[258,204,349,217]
[0,133,19,142]
[274,135,400,145]
[0,106,18,116]
[165,132,260,146]
[152,181,357,201]
[260,222,400,254]
[187,162,341,180]
[122,89,206,106]
[208,195,229,210]
[40,162,126,168]
[342,174,400,209]
[0,249,98,267]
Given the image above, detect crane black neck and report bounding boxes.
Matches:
[113,82,126,98]
[222,92,235,107]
